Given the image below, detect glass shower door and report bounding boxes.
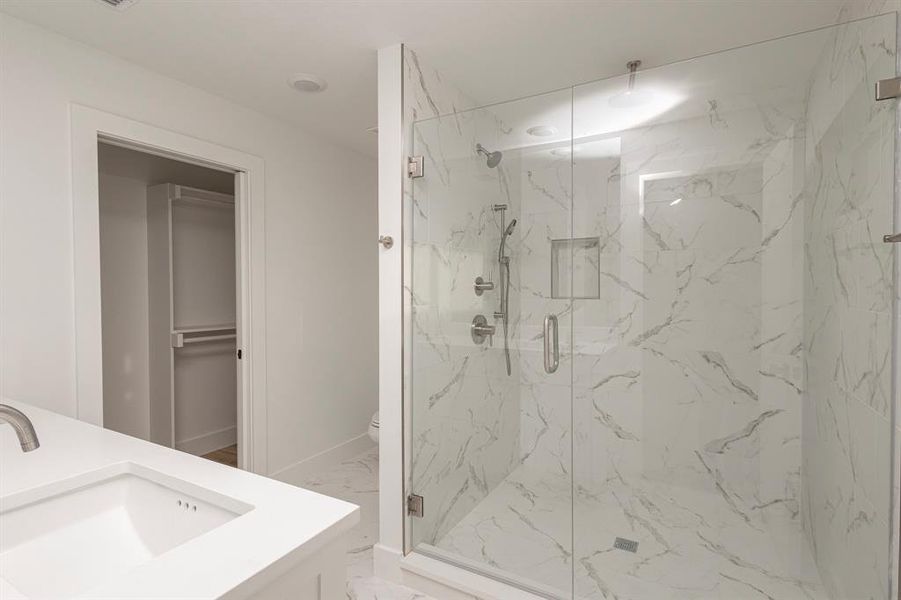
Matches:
[407,88,575,598]
[571,14,896,600]
[405,14,896,599]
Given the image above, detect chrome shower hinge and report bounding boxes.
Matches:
[875,77,901,100]
[407,156,424,178]
[407,493,424,518]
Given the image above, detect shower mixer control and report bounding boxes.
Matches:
[474,276,495,296]
[471,315,496,345]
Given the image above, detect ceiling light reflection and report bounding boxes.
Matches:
[604,87,683,130]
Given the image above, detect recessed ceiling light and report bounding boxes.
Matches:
[287,73,327,93]
[609,89,656,108]
[527,125,558,137]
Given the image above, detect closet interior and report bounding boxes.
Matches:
[98,142,241,468]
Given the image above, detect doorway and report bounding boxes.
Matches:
[70,105,268,474]
[98,142,242,468]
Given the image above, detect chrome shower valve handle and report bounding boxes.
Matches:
[471,315,496,345]
[474,277,495,296]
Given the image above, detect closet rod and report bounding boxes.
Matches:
[185,333,236,344]
[173,324,237,335]
[171,332,237,348]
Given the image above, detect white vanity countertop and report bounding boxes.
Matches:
[0,399,360,599]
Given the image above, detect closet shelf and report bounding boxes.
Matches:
[172,195,234,209]
[171,185,234,208]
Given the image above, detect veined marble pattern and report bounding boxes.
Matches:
[517,127,808,512]
[800,13,896,600]
[297,447,438,600]
[406,47,528,551]
[436,464,827,600]
[402,11,898,600]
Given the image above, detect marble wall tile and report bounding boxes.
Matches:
[404,47,525,549]
[800,13,896,600]
[565,75,812,545]
[402,10,899,596]
[515,148,574,481]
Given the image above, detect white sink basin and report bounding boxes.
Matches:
[0,462,253,599]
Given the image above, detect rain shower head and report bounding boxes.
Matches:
[476,143,503,168]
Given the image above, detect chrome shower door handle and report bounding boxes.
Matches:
[543,314,559,374]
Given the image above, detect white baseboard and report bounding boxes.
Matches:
[270,432,375,485]
[374,543,404,582]
[175,426,236,456]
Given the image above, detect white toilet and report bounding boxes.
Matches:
[368,412,380,443]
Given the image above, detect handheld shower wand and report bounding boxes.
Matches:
[493,204,516,376]
[499,219,517,262]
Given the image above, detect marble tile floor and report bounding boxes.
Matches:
[298,447,827,600]
[436,465,828,600]
[297,447,437,600]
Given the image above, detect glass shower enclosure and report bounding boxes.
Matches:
[406,13,898,600]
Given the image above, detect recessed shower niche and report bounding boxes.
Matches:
[550,236,600,299]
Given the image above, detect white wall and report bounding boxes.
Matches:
[0,14,378,476]
[99,173,151,440]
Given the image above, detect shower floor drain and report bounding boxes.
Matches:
[613,537,639,553]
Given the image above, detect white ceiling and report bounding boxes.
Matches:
[0,0,851,157]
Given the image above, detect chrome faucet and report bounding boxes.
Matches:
[0,404,40,452]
